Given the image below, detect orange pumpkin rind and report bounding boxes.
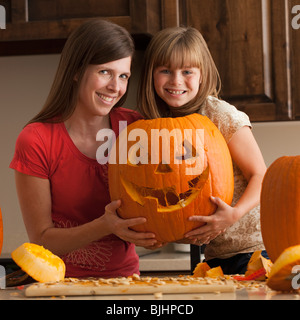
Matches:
[245,250,272,281]
[267,245,300,292]
[261,156,300,263]
[206,266,224,278]
[192,262,211,278]
[192,262,224,278]
[11,243,65,283]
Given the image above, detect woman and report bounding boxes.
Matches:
[10,19,157,278]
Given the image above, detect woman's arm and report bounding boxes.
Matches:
[184,126,267,244]
[15,171,158,256]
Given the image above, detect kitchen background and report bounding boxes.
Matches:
[0,0,300,260]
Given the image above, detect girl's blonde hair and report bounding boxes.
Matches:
[138,27,221,119]
[28,19,134,125]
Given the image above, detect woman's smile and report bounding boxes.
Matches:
[76,56,131,116]
[96,92,117,104]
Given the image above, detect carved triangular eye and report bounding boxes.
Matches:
[176,139,198,160]
[155,162,173,174]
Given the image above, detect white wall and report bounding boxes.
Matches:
[252,121,300,166]
[0,55,60,256]
[0,53,299,257]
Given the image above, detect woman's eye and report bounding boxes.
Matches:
[99,70,109,75]
[120,74,129,80]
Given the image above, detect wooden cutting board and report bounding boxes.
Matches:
[25,275,236,297]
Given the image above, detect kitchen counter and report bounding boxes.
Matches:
[1,284,299,300]
[1,246,299,301]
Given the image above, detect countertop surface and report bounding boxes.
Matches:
[1,283,299,301]
[1,245,299,301]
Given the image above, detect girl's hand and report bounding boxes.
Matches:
[103,200,159,248]
[184,196,239,245]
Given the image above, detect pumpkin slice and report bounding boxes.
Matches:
[192,262,211,277]
[267,245,300,291]
[192,262,224,278]
[245,250,272,280]
[206,266,224,278]
[11,243,65,283]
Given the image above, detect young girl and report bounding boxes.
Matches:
[10,19,158,278]
[137,26,268,274]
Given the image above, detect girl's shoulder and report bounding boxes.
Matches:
[201,96,251,143]
[203,96,247,118]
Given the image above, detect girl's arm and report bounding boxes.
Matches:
[15,171,158,256]
[184,126,267,245]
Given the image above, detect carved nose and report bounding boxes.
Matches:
[155,163,173,174]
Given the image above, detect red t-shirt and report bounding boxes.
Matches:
[10,107,143,278]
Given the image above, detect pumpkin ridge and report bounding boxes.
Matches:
[261,156,300,263]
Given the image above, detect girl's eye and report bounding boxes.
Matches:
[183,70,192,75]
[160,69,170,74]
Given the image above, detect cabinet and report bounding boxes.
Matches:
[177,0,300,121]
[0,0,178,53]
[1,0,299,121]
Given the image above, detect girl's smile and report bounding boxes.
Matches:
[153,66,202,108]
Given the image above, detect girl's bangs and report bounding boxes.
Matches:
[156,42,202,69]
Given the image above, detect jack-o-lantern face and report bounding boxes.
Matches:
[121,164,210,213]
[108,114,234,243]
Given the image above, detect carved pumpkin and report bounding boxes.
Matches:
[11,243,65,282]
[108,114,234,242]
[261,156,300,262]
[0,208,2,256]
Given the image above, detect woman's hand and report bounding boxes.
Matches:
[102,200,162,248]
[183,196,239,246]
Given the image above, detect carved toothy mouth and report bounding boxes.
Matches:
[120,165,209,212]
